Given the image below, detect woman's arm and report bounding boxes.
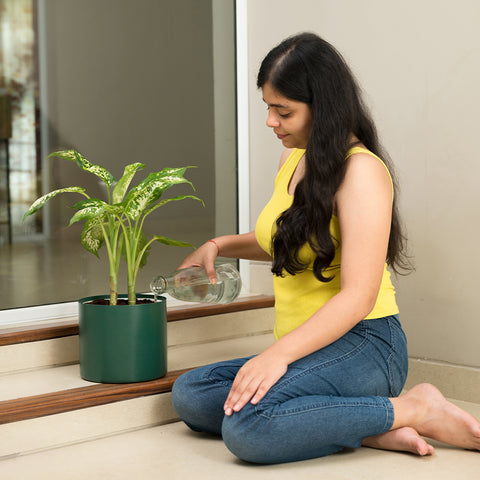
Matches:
[178,231,272,283]
[224,151,394,414]
[213,232,273,262]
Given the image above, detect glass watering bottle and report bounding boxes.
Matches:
[150,263,242,304]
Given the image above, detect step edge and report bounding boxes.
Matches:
[0,368,191,425]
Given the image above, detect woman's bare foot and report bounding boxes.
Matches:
[391,383,480,451]
[363,427,435,455]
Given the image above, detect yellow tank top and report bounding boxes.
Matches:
[255,147,399,339]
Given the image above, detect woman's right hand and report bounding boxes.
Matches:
[177,231,270,285]
[177,240,219,284]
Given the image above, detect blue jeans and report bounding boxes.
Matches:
[172,315,408,464]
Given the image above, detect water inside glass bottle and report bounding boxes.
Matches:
[150,263,241,304]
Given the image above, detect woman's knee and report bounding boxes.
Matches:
[221,407,276,464]
[172,369,226,436]
[172,370,211,422]
[171,373,194,419]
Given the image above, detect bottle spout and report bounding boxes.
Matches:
[150,275,166,295]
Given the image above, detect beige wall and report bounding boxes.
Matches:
[246,0,480,368]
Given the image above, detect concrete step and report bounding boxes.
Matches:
[0,297,275,459]
[0,333,275,458]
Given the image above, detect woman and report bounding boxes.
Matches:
[171,33,480,464]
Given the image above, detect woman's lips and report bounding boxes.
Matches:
[276,133,288,140]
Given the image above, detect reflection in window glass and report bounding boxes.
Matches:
[0,0,237,311]
[0,0,41,244]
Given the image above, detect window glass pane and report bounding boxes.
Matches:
[0,0,237,310]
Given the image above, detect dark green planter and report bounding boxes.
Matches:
[79,294,167,383]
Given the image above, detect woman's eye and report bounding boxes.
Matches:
[279,113,291,119]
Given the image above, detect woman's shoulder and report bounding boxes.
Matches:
[344,146,393,191]
[345,145,382,163]
[278,148,295,170]
[340,146,394,201]
[278,148,305,171]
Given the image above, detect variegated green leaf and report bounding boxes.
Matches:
[69,204,106,226]
[153,236,194,248]
[124,167,194,220]
[23,187,86,222]
[48,150,116,187]
[103,203,124,216]
[72,198,123,221]
[143,194,203,217]
[112,162,145,203]
[80,216,106,257]
[72,198,107,210]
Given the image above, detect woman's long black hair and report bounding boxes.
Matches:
[257,33,411,281]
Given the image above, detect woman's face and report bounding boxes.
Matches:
[262,82,312,149]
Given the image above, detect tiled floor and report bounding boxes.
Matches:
[2,406,480,480]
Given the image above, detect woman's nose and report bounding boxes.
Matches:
[266,111,280,128]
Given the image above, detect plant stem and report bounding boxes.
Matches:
[117,215,137,305]
[99,221,119,305]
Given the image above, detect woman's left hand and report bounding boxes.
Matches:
[223,352,288,415]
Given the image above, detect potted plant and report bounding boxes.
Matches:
[23,149,202,383]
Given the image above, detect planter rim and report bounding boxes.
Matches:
[79,293,166,307]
